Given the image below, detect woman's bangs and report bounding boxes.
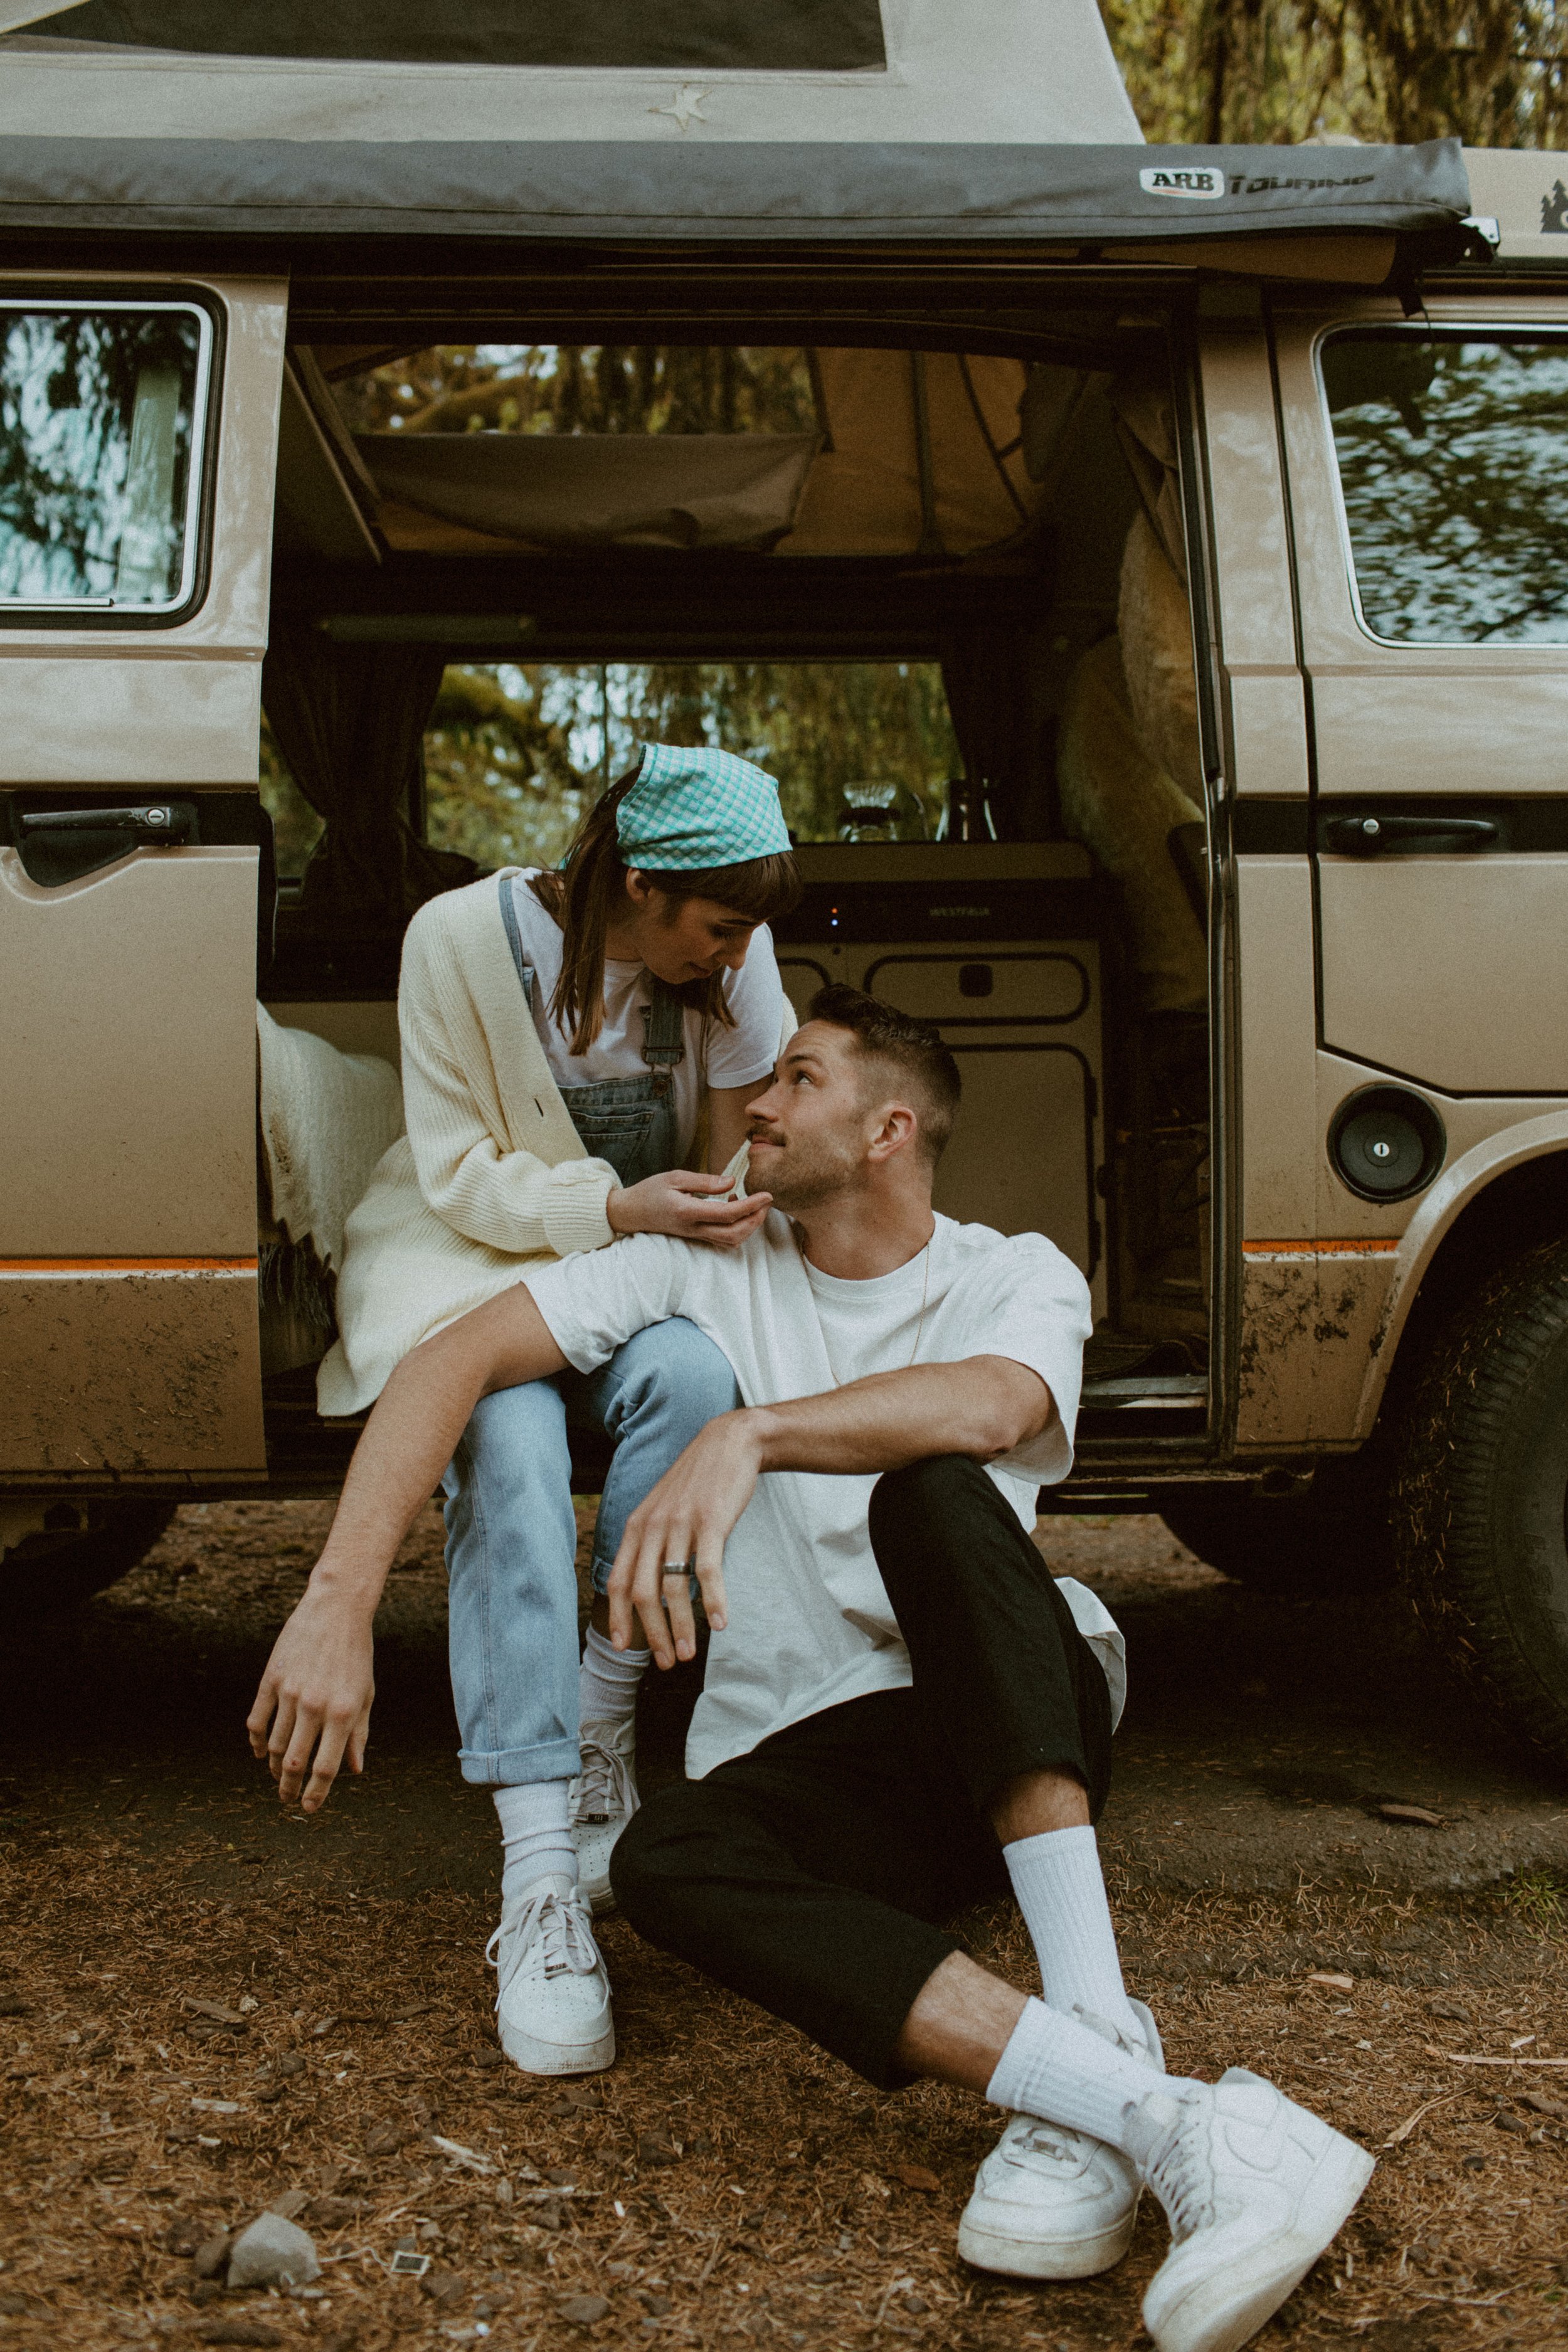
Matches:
[652,852,802,924]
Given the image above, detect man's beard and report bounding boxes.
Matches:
[749,1126,861,1215]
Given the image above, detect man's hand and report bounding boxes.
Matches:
[607,1409,762,1666]
[246,1585,376,1814]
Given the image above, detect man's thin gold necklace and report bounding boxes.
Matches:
[798,1228,933,1386]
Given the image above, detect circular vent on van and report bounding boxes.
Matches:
[1329,1086,1445,1203]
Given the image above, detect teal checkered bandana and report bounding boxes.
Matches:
[617,742,790,871]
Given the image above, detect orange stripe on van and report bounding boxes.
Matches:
[1242,1239,1397,1256]
[0,1256,258,1272]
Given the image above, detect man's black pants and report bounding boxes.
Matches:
[609,1456,1114,2089]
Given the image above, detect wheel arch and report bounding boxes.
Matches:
[1354,1112,1568,1438]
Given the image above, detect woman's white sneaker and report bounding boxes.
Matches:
[570,1719,640,1914]
[1126,2069,1375,2352]
[958,1999,1165,2280]
[485,1874,615,2075]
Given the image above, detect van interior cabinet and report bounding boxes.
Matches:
[775,847,1108,1321]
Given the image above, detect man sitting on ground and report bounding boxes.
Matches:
[250,987,1372,2352]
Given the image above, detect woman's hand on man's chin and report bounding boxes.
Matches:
[607,1168,771,1249]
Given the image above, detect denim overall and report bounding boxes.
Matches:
[440,876,741,1788]
[497,867,687,1188]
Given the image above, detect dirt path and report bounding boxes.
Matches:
[1,1505,1565,2352]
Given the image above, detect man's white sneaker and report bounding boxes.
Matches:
[1126,2069,1375,2352]
[569,1718,639,1914]
[958,2000,1165,2280]
[485,1873,615,2075]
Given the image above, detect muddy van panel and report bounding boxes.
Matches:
[0,1263,263,1476]
[0,836,267,1477]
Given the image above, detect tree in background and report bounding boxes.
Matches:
[334,344,817,438]
[1101,0,1568,146]
[418,659,958,871]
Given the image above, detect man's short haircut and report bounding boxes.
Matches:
[806,984,961,1164]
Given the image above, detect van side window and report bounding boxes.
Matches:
[0,300,213,620]
[1321,330,1568,645]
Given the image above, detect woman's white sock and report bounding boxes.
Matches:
[987,1996,1177,2151]
[494,1779,576,1904]
[579,1623,649,1732]
[1004,1824,1138,2036]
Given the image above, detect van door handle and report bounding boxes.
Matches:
[19,802,199,845]
[1322,812,1500,856]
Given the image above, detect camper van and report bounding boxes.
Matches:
[3,3,1567,1769]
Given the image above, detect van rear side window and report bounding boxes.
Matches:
[0,299,214,622]
[1321,329,1568,646]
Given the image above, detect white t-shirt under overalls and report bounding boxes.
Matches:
[508,871,787,1165]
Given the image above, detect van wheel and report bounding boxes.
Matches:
[1395,1239,1568,1772]
[0,1500,176,1618]
[1159,1458,1395,1595]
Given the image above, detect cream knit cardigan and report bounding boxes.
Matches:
[318,872,626,1417]
[317,870,794,1417]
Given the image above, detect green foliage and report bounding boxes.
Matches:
[1101,0,1568,147]
[334,344,818,438]
[1503,1867,1566,1932]
[418,660,960,874]
[258,713,322,874]
[422,665,595,872]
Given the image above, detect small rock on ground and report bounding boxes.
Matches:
[226,2212,320,2290]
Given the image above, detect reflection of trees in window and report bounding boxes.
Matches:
[1327,338,1568,643]
[0,310,198,603]
[418,661,960,874]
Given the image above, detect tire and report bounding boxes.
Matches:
[1394,1237,1568,1773]
[0,1499,176,1618]
[1160,1455,1396,1596]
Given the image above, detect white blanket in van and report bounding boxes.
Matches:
[256,1005,405,1274]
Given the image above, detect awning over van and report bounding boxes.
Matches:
[0,133,1473,252]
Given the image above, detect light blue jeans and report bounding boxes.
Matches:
[442,1318,740,1787]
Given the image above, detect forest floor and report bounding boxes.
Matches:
[3,1503,1567,2352]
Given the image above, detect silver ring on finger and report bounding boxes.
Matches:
[661,1558,695,1579]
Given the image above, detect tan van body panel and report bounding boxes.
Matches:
[1205,290,1568,1450]
[0,274,287,1485]
[3,161,1566,1523]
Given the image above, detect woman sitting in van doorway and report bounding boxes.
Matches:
[248,743,800,2076]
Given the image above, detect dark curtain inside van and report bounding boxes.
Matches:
[262,625,479,930]
[940,619,1042,840]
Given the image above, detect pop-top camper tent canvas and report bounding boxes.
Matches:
[0,1,1473,258]
[0,1,1143,145]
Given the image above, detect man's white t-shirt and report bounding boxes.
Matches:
[522,1211,1123,1779]
[509,872,785,1161]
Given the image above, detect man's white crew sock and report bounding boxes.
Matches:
[494,1780,576,1905]
[1004,1824,1139,2037]
[987,1995,1180,2152]
[578,1623,649,1733]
